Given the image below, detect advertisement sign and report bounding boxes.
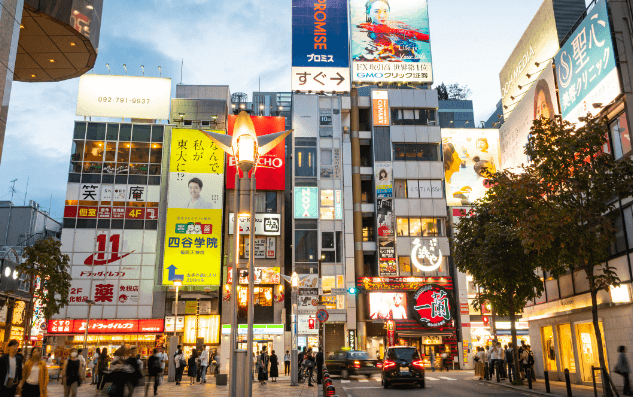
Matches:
[298,288,319,311]
[291,0,350,92]
[228,213,281,236]
[410,238,443,272]
[387,320,395,346]
[499,0,560,117]
[375,162,392,198]
[357,276,453,291]
[350,0,432,84]
[442,129,501,204]
[379,239,397,276]
[369,292,408,320]
[499,63,558,170]
[227,267,281,285]
[372,91,390,125]
[47,319,164,334]
[294,187,318,218]
[163,129,224,286]
[334,190,343,219]
[377,199,394,236]
[226,116,286,190]
[411,285,454,328]
[76,75,171,119]
[555,0,620,122]
[164,316,185,332]
[298,315,319,334]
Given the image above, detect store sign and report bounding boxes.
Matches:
[334,190,343,219]
[227,267,281,285]
[555,0,620,122]
[348,330,356,350]
[76,74,171,119]
[294,187,318,218]
[379,239,396,276]
[163,129,224,286]
[386,320,395,346]
[410,238,443,272]
[375,162,392,198]
[377,199,394,237]
[226,116,287,190]
[221,324,284,335]
[228,214,281,236]
[369,292,408,320]
[357,276,453,291]
[422,336,442,345]
[372,91,390,126]
[47,319,165,334]
[298,315,319,334]
[164,316,185,332]
[411,285,454,328]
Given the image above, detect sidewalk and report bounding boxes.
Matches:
[46,375,318,397]
[471,372,610,397]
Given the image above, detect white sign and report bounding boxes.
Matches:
[267,237,276,259]
[79,183,146,202]
[410,238,443,272]
[76,74,172,119]
[228,213,281,236]
[245,237,267,259]
[164,316,184,332]
[298,315,319,334]
[291,66,350,93]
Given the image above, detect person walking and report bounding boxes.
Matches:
[615,346,632,396]
[526,345,536,381]
[97,348,109,390]
[18,346,48,397]
[61,348,83,397]
[283,351,290,376]
[475,347,485,380]
[187,350,198,385]
[89,348,99,385]
[269,350,279,382]
[257,347,269,385]
[0,340,23,396]
[174,348,185,385]
[441,351,450,371]
[304,349,316,387]
[316,347,324,384]
[506,343,515,382]
[145,349,162,397]
[199,346,209,384]
[429,349,436,372]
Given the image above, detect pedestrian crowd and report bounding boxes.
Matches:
[474,340,537,382]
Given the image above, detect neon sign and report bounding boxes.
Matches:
[412,285,454,328]
[410,238,442,272]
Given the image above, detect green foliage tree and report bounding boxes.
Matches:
[453,170,563,384]
[522,115,633,393]
[435,83,449,100]
[18,237,72,343]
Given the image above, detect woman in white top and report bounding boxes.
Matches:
[18,347,49,397]
[474,347,486,380]
[174,349,185,385]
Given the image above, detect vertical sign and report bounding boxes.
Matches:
[291,0,350,92]
[375,162,392,198]
[372,91,390,126]
[386,320,395,346]
[294,187,318,218]
[163,129,224,286]
[334,190,342,219]
[348,329,356,350]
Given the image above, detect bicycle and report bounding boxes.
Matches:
[298,364,316,384]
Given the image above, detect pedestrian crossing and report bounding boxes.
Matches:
[339,375,456,383]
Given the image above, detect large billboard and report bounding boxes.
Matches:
[442,129,501,206]
[369,292,408,320]
[291,0,350,92]
[350,0,432,84]
[555,0,620,122]
[225,116,286,191]
[162,129,224,286]
[499,0,560,118]
[499,63,559,170]
[76,75,171,119]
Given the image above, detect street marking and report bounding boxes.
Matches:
[358,379,369,382]
[342,387,383,389]
[440,377,456,380]
[340,380,350,383]
[426,377,439,380]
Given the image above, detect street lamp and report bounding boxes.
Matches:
[202,111,292,397]
[83,299,95,357]
[173,280,182,338]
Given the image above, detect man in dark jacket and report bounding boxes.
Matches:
[0,340,23,396]
[316,347,324,384]
[147,348,162,396]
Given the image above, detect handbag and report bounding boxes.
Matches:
[305,360,316,369]
[474,357,480,363]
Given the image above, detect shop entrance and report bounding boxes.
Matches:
[575,322,608,383]
[238,339,273,355]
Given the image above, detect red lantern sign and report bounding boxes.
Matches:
[411,285,454,328]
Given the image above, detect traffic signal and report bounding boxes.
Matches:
[347,287,357,294]
[308,318,315,329]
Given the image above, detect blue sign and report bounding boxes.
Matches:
[292,0,349,68]
[294,187,319,219]
[555,0,620,121]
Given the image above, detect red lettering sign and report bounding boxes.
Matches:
[77,206,98,218]
[64,206,78,218]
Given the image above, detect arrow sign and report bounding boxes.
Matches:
[330,72,345,86]
[167,265,184,281]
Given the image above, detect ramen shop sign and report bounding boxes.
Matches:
[410,238,442,272]
[412,285,454,328]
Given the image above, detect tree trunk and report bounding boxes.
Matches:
[509,293,522,385]
[590,284,613,397]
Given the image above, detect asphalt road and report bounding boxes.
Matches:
[327,370,538,397]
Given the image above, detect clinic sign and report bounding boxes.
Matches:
[291,0,350,92]
[555,0,620,122]
[412,285,454,328]
[294,187,318,218]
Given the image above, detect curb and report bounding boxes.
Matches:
[476,379,569,397]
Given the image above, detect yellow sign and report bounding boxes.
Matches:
[185,301,198,314]
[162,129,225,286]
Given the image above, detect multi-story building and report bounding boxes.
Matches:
[438,100,475,128]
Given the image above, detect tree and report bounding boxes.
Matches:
[453,170,563,384]
[447,83,472,100]
[521,115,633,395]
[435,83,448,100]
[17,237,72,344]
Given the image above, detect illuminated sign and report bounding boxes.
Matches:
[375,162,392,198]
[410,238,443,272]
[227,267,281,285]
[47,319,164,334]
[76,75,171,119]
[335,190,343,219]
[164,316,185,332]
[348,330,356,350]
[228,213,281,236]
[369,292,408,320]
[294,187,318,218]
[372,91,390,125]
[411,285,454,328]
[221,324,284,335]
[357,276,453,291]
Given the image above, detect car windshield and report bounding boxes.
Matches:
[388,348,419,361]
[348,351,370,360]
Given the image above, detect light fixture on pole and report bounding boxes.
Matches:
[202,111,292,397]
[83,299,95,357]
[173,280,182,338]
[281,272,310,386]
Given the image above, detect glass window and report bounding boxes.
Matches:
[87,123,106,140]
[71,140,85,162]
[321,190,334,219]
[394,180,407,198]
[119,124,132,141]
[405,145,417,160]
[610,214,626,255]
[419,144,440,161]
[152,125,164,143]
[74,122,86,139]
[575,321,608,382]
[609,113,632,159]
[83,141,104,161]
[129,143,150,163]
[132,125,151,142]
[106,124,119,140]
[409,218,422,236]
[321,149,333,165]
[296,230,318,262]
[421,218,437,236]
[296,147,317,177]
[254,192,266,213]
[393,144,406,160]
[254,287,272,306]
[105,142,116,161]
[266,192,277,213]
[557,323,576,373]
[336,231,342,262]
[541,326,557,371]
[150,143,163,163]
[322,276,335,293]
[397,217,409,236]
[118,142,131,162]
[129,163,148,175]
[399,257,411,276]
[322,232,334,249]
[624,206,633,248]
[321,251,335,262]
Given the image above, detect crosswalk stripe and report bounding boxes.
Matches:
[341,380,351,383]
[426,377,440,381]
[358,379,369,382]
[439,377,456,380]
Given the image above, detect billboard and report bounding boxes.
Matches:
[499,63,559,170]
[379,239,396,276]
[228,213,282,236]
[76,75,171,119]
[442,129,501,205]
[163,129,224,286]
[377,198,394,236]
[350,0,432,84]
[48,319,164,334]
[291,0,350,92]
[411,285,454,328]
[294,187,318,218]
[226,116,286,190]
[369,292,408,320]
[555,0,620,122]
[498,0,560,117]
[372,91,390,126]
[375,162,392,198]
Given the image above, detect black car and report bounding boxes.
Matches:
[325,350,380,380]
[381,346,425,388]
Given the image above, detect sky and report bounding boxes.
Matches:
[0,0,589,221]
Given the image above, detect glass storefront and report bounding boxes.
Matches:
[541,326,557,371]
[575,321,608,382]
[557,323,576,373]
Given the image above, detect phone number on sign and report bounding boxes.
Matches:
[98,97,151,104]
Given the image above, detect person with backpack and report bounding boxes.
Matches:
[174,348,185,385]
[61,348,84,397]
[526,345,536,381]
[146,349,162,396]
[506,343,515,382]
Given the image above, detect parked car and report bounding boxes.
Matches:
[325,350,380,380]
[381,346,425,388]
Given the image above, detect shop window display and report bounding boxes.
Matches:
[541,325,557,371]
[575,322,608,382]
[557,323,576,373]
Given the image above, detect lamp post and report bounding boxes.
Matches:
[201,112,292,397]
[281,271,301,386]
[174,280,182,338]
[83,299,95,357]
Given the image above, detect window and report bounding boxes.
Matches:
[84,141,104,161]
[321,251,335,262]
[322,232,334,249]
[394,180,407,198]
[320,190,334,219]
[393,144,440,161]
[397,217,409,236]
[322,276,335,293]
[296,148,317,177]
[391,108,436,126]
[541,326,557,371]
[396,217,445,236]
[266,192,277,213]
[336,231,343,262]
[610,213,627,255]
[557,323,576,373]
[296,230,318,262]
[150,144,162,164]
[253,287,273,306]
[624,206,633,248]
[129,143,150,163]
[409,218,422,236]
[609,113,632,159]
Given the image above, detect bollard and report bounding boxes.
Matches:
[527,368,532,389]
[564,369,572,397]
[544,371,550,393]
[325,385,336,397]
[591,366,598,397]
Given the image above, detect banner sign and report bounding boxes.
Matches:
[163,129,224,286]
[377,199,394,236]
[350,0,433,84]
[372,91,390,126]
[379,239,396,276]
[411,285,455,328]
[291,0,350,92]
[555,0,620,122]
[334,190,343,219]
[375,162,392,198]
[48,319,164,334]
[226,116,286,190]
[228,213,281,236]
[227,267,281,285]
[357,276,453,291]
[294,187,318,218]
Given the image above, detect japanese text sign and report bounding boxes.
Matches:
[372,91,390,126]
[47,319,164,334]
[228,213,281,236]
[412,285,454,328]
